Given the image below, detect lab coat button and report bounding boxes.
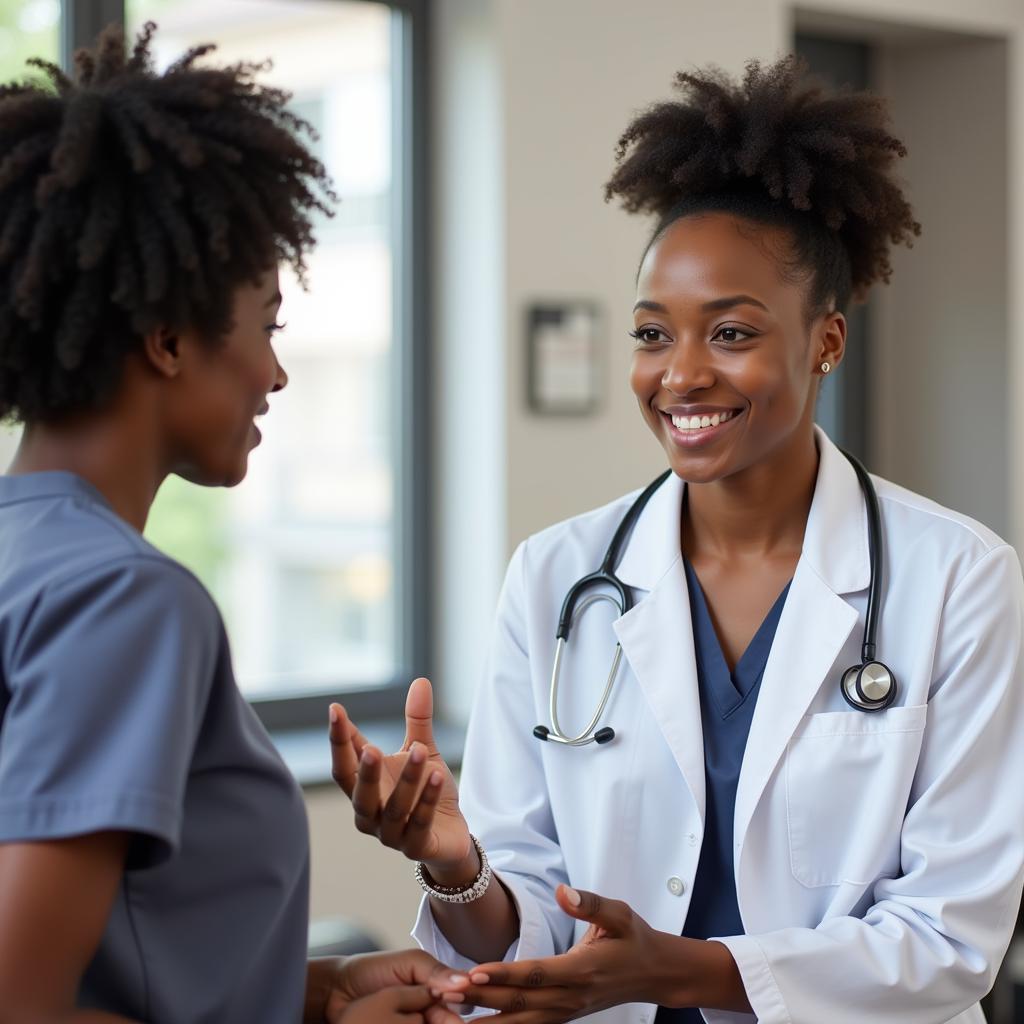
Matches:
[667,876,685,896]
[687,832,698,846]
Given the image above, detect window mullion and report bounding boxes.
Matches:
[61,0,125,71]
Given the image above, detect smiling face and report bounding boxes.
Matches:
[163,269,288,488]
[630,212,846,485]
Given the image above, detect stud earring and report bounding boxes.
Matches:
[820,361,831,374]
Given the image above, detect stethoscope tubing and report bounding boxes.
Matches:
[554,471,672,642]
[843,452,883,664]
[547,596,625,745]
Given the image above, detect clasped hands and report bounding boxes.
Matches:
[319,888,691,1023]
[312,949,471,1023]
[323,883,734,1023]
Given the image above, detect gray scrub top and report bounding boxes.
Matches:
[0,472,310,1024]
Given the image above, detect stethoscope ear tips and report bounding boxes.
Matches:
[840,661,898,713]
[533,724,615,745]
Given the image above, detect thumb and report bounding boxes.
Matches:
[404,677,437,752]
[556,884,629,932]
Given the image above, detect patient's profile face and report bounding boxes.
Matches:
[164,269,289,488]
[629,211,840,485]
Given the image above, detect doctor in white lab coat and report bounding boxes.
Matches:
[329,59,1024,1023]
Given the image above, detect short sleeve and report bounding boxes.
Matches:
[0,556,221,868]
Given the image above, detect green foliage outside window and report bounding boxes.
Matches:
[0,1,59,462]
[0,0,59,82]
[145,477,231,611]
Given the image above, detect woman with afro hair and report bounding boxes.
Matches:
[0,24,472,1024]
[330,57,1024,1023]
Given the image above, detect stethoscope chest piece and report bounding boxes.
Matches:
[835,451,899,714]
[840,660,897,712]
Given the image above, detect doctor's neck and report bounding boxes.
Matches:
[681,425,818,563]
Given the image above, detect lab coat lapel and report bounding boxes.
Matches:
[733,430,871,849]
[613,474,707,824]
[733,564,859,848]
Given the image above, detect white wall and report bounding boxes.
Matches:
[873,37,1009,537]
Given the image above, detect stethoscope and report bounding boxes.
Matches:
[533,451,898,748]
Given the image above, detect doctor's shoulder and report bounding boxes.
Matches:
[870,472,1019,589]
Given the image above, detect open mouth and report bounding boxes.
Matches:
[669,409,737,431]
[660,407,743,445]
[251,404,270,441]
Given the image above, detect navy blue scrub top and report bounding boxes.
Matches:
[656,558,790,1024]
[0,472,310,1024]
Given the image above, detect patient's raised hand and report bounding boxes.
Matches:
[329,678,477,883]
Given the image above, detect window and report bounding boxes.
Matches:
[0,0,61,470]
[4,0,429,725]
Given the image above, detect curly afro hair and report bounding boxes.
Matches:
[0,22,335,424]
[605,56,920,314]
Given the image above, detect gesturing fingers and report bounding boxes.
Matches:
[554,884,632,936]
[403,677,439,754]
[328,704,360,797]
[379,743,430,846]
[351,746,385,834]
[404,768,444,856]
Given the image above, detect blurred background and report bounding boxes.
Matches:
[2,0,1023,1016]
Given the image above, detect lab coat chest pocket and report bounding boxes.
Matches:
[785,703,928,887]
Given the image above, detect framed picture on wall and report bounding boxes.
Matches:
[526,302,602,416]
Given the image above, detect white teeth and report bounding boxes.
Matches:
[670,409,735,432]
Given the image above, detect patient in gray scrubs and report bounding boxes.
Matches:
[0,23,466,1024]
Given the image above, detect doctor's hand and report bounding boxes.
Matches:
[329,678,475,878]
[452,886,752,1022]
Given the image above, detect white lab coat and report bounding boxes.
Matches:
[413,430,1024,1024]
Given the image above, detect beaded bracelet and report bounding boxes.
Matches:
[415,834,492,904]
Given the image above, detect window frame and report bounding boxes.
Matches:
[61,0,433,732]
